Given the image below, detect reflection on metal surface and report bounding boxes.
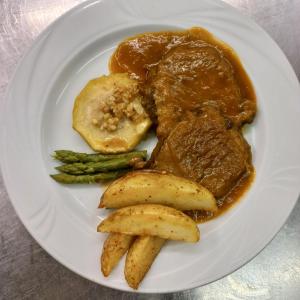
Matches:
[0,0,299,299]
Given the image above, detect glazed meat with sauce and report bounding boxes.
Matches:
[152,44,256,139]
[151,107,252,198]
[110,28,256,137]
[110,27,256,220]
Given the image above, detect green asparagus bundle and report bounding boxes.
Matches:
[50,170,126,184]
[50,149,147,184]
[53,150,147,163]
[56,156,142,175]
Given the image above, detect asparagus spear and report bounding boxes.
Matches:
[50,170,126,184]
[53,150,147,163]
[56,156,143,175]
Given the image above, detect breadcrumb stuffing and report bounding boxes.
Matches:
[92,82,147,132]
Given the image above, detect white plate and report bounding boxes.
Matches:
[1,0,300,293]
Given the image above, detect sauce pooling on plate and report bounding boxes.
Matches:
[110,27,256,222]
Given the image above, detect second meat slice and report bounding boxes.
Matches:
[151,106,253,199]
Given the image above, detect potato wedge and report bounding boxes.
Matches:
[101,233,135,277]
[125,236,165,289]
[99,170,217,212]
[97,204,200,242]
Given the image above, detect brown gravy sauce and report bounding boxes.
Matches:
[110,27,255,103]
[186,170,255,223]
[110,27,256,222]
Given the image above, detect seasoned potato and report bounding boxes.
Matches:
[99,170,217,211]
[73,73,151,153]
[97,204,200,242]
[101,233,135,277]
[125,236,165,289]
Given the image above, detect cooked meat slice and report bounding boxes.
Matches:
[152,44,256,139]
[152,107,252,198]
[140,83,158,124]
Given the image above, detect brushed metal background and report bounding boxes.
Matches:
[0,1,299,299]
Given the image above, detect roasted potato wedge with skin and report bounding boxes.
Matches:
[97,204,200,242]
[99,170,217,212]
[125,236,165,289]
[101,233,135,277]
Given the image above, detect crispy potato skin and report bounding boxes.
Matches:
[125,236,165,289]
[99,170,217,211]
[97,204,200,243]
[101,233,135,277]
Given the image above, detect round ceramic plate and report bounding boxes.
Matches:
[1,0,300,293]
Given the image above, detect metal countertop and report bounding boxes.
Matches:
[0,0,299,299]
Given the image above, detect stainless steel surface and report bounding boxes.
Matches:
[0,0,299,298]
